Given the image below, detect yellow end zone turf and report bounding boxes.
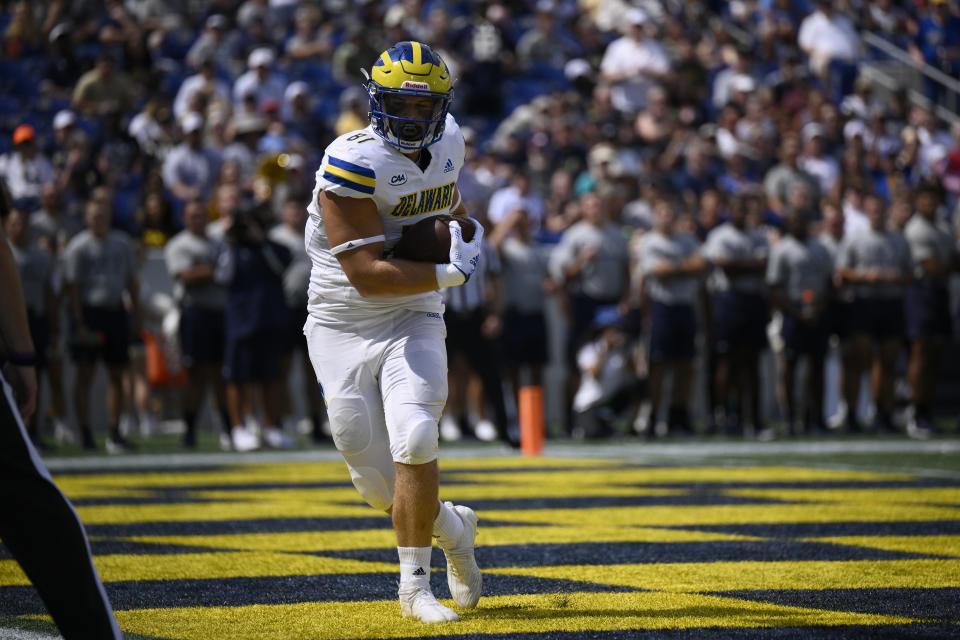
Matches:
[3,457,958,638]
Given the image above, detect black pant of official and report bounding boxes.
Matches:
[0,371,121,639]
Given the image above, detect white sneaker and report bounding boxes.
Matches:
[231,426,260,452]
[439,416,461,442]
[440,502,482,608]
[53,419,76,445]
[398,586,459,623]
[264,428,295,449]
[474,419,497,442]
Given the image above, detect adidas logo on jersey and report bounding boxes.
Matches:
[443,158,455,173]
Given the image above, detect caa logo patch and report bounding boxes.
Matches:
[390,174,408,185]
[443,158,455,173]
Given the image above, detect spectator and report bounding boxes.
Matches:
[232,47,286,113]
[62,197,139,453]
[0,126,56,210]
[835,193,912,434]
[284,4,333,61]
[162,113,221,206]
[904,182,957,438]
[331,23,381,86]
[174,56,232,121]
[572,306,645,438]
[268,196,328,444]
[215,202,293,449]
[488,173,547,231]
[441,229,513,447]
[798,122,840,195]
[489,207,554,404]
[703,191,770,434]
[797,0,862,100]
[4,207,56,449]
[599,8,670,115]
[763,133,820,215]
[909,0,960,105]
[185,14,239,73]
[164,198,236,450]
[223,114,267,190]
[71,53,134,118]
[767,206,835,435]
[516,1,579,70]
[640,200,707,436]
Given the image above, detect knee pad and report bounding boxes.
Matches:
[327,395,395,511]
[395,415,439,465]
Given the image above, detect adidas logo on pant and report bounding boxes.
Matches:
[412,567,426,576]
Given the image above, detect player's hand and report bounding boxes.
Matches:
[438,219,484,287]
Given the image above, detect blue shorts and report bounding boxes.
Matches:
[179,306,225,368]
[906,283,952,340]
[781,312,830,361]
[848,297,905,340]
[223,332,283,383]
[70,306,130,366]
[712,291,769,353]
[649,301,697,363]
[501,310,548,367]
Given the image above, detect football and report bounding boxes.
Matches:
[391,214,477,263]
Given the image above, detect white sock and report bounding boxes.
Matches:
[433,501,464,547]
[397,546,432,591]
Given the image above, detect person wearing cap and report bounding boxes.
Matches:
[599,7,670,114]
[639,199,707,436]
[798,122,839,195]
[161,113,222,205]
[0,125,55,210]
[174,55,232,120]
[71,53,133,117]
[516,1,580,70]
[233,47,286,113]
[835,193,912,434]
[903,181,958,438]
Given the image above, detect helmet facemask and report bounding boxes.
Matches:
[366,78,452,151]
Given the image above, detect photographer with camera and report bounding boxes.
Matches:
[215,201,294,449]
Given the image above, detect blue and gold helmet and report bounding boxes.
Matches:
[365,41,453,151]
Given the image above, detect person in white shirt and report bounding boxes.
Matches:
[161,113,222,205]
[798,0,862,99]
[486,172,546,231]
[232,47,286,113]
[0,125,55,209]
[599,8,670,114]
[173,56,232,120]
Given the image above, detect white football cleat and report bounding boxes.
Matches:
[441,502,482,608]
[399,586,459,623]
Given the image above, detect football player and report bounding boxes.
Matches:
[303,42,483,622]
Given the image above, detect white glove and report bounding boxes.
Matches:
[436,219,484,288]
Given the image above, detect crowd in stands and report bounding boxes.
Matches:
[1,0,959,452]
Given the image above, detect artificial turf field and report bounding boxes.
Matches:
[2,438,960,639]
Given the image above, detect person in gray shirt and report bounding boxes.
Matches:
[268,196,328,445]
[903,182,958,437]
[767,207,834,434]
[5,207,56,449]
[164,198,233,449]
[703,191,769,435]
[836,193,912,433]
[490,207,554,409]
[62,198,139,452]
[640,200,707,435]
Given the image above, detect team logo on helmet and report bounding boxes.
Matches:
[364,41,454,152]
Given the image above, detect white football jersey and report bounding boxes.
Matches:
[305,113,466,323]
